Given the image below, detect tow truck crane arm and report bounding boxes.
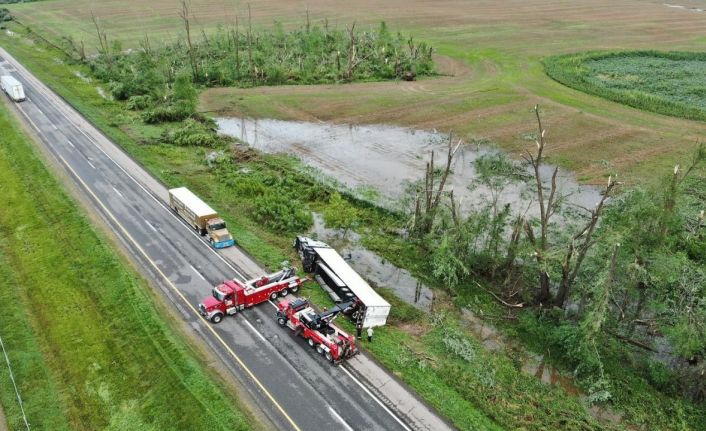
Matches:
[304,300,355,330]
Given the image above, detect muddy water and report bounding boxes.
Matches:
[217,117,602,215]
[309,213,434,311]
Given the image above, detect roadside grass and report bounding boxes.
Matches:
[0,251,71,431]
[544,51,706,122]
[0,100,253,428]
[3,20,706,431]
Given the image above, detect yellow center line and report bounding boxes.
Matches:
[57,154,301,431]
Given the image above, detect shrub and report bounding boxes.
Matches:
[142,105,191,124]
[0,7,11,21]
[126,94,153,110]
[251,192,312,233]
[160,119,230,148]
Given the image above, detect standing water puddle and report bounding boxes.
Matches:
[217,117,602,216]
[309,213,434,311]
[218,117,627,423]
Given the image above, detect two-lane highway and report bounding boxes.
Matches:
[0,52,415,430]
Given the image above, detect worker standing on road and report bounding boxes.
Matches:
[367,327,374,343]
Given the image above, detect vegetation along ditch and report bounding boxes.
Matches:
[1,9,705,430]
[0,100,254,430]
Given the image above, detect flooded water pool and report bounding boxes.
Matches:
[217,117,602,215]
[309,213,434,311]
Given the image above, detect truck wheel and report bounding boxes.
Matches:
[269,292,278,301]
[210,313,224,324]
[307,338,315,348]
[289,285,299,293]
[277,317,287,326]
[317,345,324,355]
[280,288,289,297]
[325,351,333,362]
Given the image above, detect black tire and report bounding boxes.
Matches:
[308,338,316,348]
[325,351,333,362]
[317,345,325,355]
[269,291,278,301]
[280,288,289,297]
[289,285,299,293]
[277,317,287,326]
[210,313,224,324]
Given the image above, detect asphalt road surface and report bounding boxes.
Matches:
[0,49,452,431]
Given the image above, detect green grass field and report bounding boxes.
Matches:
[545,51,706,122]
[0,27,622,431]
[3,1,706,429]
[3,26,704,430]
[9,0,700,185]
[0,102,253,430]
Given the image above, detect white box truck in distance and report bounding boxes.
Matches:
[1,76,26,102]
[168,187,235,249]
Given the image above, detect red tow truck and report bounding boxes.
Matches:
[276,298,358,364]
[199,267,303,323]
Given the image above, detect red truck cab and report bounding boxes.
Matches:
[276,298,358,364]
[199,267,302,323]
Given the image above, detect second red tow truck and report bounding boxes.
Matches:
[276,298,359,364]
[199,266,303,323]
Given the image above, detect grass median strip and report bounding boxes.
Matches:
[0,102,253,429]
[5,23,703,431]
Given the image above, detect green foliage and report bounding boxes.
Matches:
[172,71,197,112]
[544,51,706,121]
[126,94,153,110]
[96,52,165,101]
[142,104,192,123]
[5,26,706,431]
[0,103,251,430]
[647,361,675,393]
[431,233,469,287]
[323,192,359,234]
[0,7,11,21]
[87,20,434,90]
[251,192,312,233]
[159,118,230,147]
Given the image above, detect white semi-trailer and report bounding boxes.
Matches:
[1,75,26,102]
[294,236,391,328]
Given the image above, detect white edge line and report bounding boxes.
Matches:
[328,407,355,431]
[267,296,408,430]
[66,116,247,278]
[190,264,206,281]
[340,366,412,431]
[240,315,363,430]
[6,64,247,280]
[13,56,413,431]
[241,318,269,344]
